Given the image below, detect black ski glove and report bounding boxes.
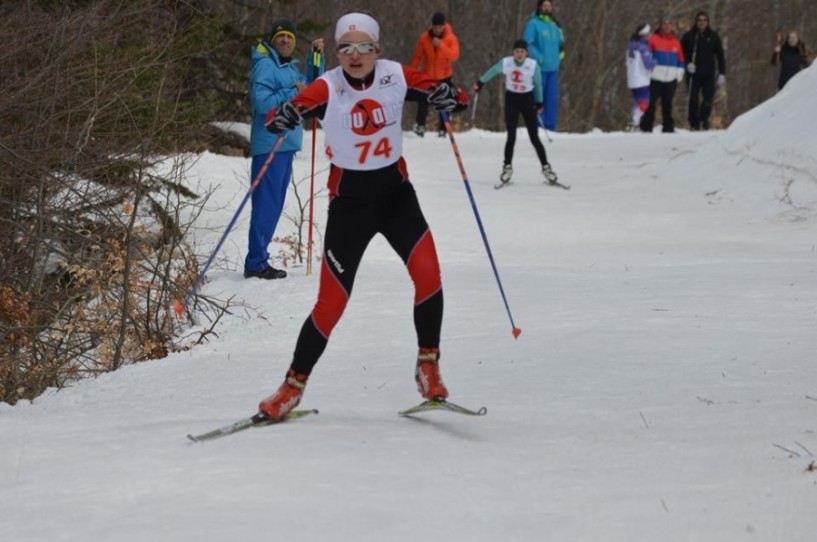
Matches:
[428,82,459,112]
[265,101,302,133]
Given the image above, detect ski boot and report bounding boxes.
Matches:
[415,347,449,400]
[258,368,308,421]
[542,163,558,184]
[499,164,513,184]
[412,123,426,137]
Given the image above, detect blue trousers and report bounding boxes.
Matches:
[539,70,560,131]
[244,150,294,272]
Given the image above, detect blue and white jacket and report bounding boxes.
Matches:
[626,37,656,89]
[249,42,324,156]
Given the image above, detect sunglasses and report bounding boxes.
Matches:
[336,42,377,55]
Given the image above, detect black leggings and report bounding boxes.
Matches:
[290,160,444,377]
[504,91,548,166]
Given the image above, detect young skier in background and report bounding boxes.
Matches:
[473,39,558,186]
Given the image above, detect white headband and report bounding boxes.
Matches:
[335,13,380,43]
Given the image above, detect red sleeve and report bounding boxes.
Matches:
[292,78,330,116]
[264,78,329,126]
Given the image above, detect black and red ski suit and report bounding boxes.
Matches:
[281,65,468,377]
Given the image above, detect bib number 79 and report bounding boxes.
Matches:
[354,137,393,164]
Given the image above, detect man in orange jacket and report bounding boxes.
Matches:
[410,12,460,137]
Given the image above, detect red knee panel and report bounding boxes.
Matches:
[327,166,343,199]
[407,231,442,304]
[311,259,349,337]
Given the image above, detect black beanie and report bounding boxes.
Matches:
[513,39,528,51]
[431,12,446,25]
[270,18,297,42]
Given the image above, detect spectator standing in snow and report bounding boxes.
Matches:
[245,18,324,279]
[772,30,810,90]
[410,11,460,137]
[681,11,726,130]
[522,0,564,131]
[626,23,656,130]
[257,12,469,420]
[639,14,685,134]
[473,39,558,186]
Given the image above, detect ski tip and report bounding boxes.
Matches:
[512,327,522,339]
[187,434,199,443]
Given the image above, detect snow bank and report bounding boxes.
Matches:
[720,63,817,180]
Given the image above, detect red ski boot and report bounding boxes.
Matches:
[415,347,449,400]
[258,369,308,421]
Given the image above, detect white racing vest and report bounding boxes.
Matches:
[503,57,537,94]
[320,60,406,170]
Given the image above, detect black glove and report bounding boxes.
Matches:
[428,82,459,112]
[265,101,302,133]
[472,81,484,93]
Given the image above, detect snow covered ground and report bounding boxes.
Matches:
[2,65,816,541]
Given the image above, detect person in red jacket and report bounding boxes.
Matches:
[639,14,685,133]
[410,12,460,137]
[257,11,469,421]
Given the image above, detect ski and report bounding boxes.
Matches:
[546,180,571,190]
[495,181,570,190]
[187,409,319,443]
[398,399,487,417]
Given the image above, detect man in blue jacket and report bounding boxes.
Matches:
[245,18,324,279]
[522,0,564,131]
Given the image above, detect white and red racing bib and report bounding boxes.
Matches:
[503,57,537,94]
[320,60,406,170]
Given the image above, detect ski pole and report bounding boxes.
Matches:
[440,112,522,339]
[306,120,317,276]
[537,115,553,143]
[174,135,286,316]
[470,92,479,123]
[306,48,322,276]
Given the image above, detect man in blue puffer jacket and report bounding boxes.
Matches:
[522,0,564,131]
[246,18,324,279]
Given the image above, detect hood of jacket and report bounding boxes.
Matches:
[251,41,301,71]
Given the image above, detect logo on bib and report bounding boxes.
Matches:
[351,99,388,136]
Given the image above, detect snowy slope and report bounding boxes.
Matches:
[2,72,816,542]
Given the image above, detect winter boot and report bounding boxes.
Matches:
[244,266,287,280]
[412,123,426,137]
[542,163,558,184]
[258,368,308,421]
[499,164,513,184]
[415,347,449,400]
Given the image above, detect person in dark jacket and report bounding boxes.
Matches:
[771,30,810,90]
[681,11,726,130]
